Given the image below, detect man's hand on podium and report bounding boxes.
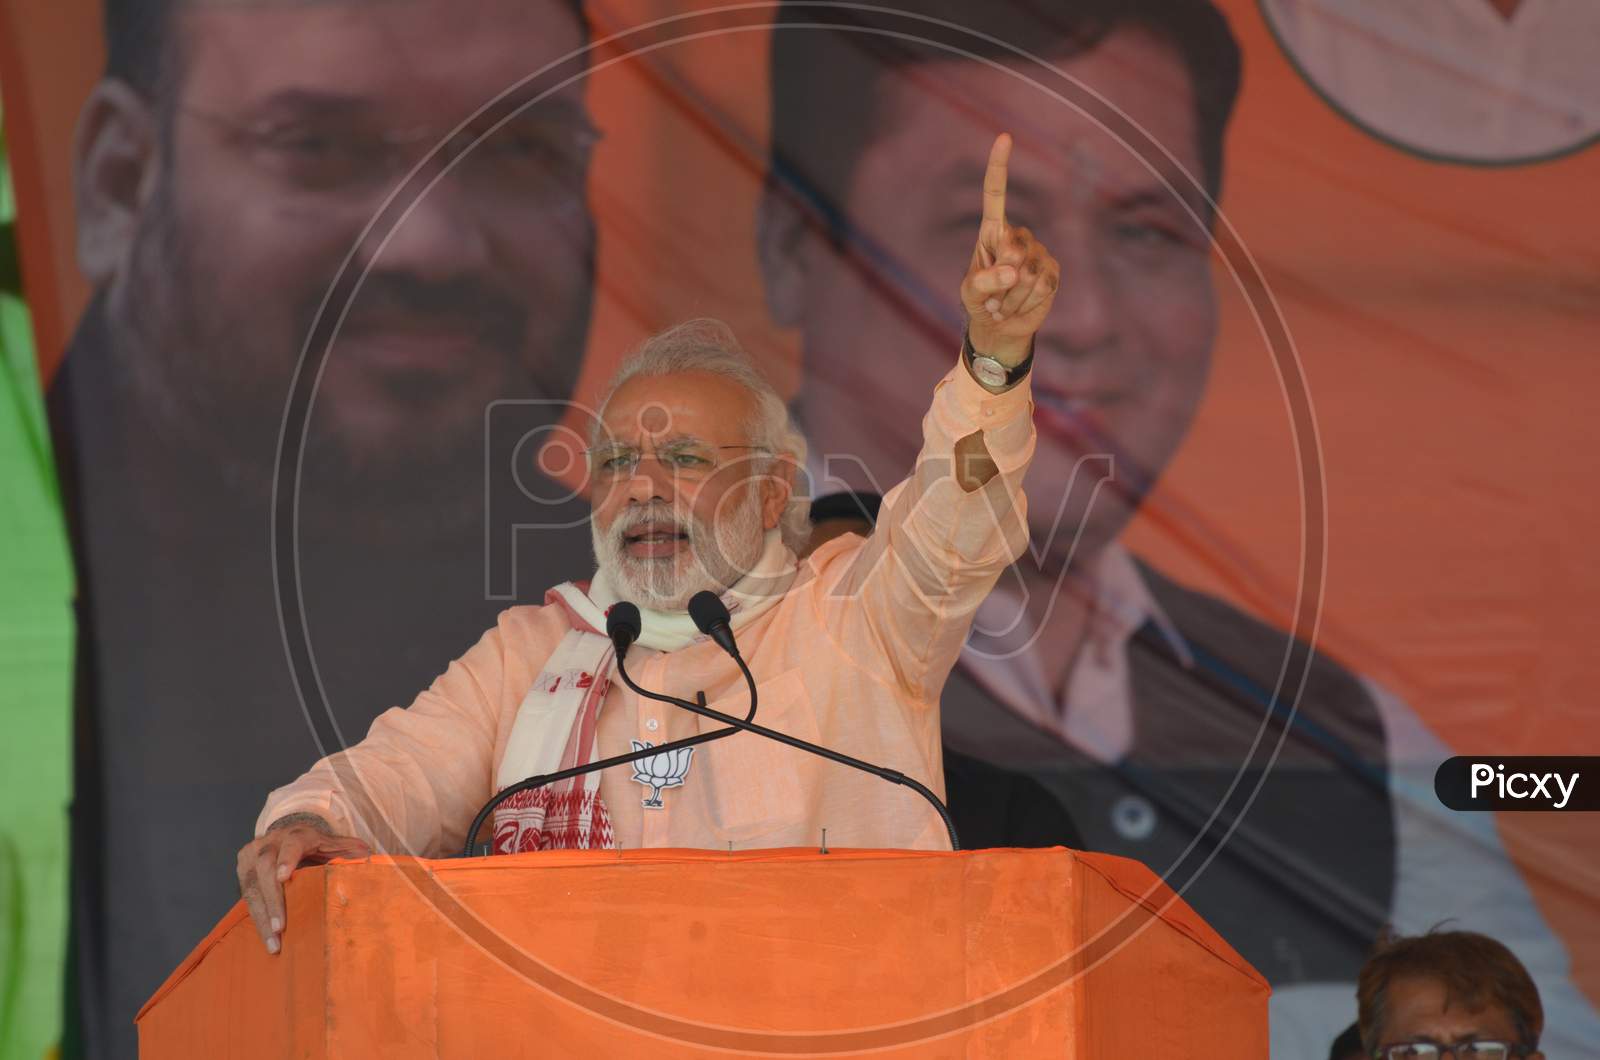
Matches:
[236,813,371,954]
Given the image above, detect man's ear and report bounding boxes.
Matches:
[74,80,162,283]
[755,177,813,330]
[758,453,798,531]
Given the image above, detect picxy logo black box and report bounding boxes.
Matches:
[1435,757,1598,811]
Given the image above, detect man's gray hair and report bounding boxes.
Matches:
[593,319,811,553]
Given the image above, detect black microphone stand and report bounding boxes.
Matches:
[459,681,759,858]
[463,595,961,854]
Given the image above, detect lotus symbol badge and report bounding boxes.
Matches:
[630,741,694,808]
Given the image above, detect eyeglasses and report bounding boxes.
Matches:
[1377,1041,1529,1059]
[584,441,772,483]
[179,103,600,209]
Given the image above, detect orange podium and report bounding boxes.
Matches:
[138,847,1268,1057]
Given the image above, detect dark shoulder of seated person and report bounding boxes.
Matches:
[943,748,1085,850]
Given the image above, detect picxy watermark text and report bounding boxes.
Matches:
[1435,757,1599,811]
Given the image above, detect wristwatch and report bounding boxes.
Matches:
[962,330,1034,391]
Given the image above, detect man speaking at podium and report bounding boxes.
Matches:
[235,134,1057,953]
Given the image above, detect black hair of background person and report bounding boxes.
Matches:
[808,489,884,526]
[767,0,1393,993]
[1357,930,1546,1056]
[1328,1021,1363,1060]
[767,0,1241,242]
[810,492,1085,852]
[102,0,171,95]
[55,4,597,1057]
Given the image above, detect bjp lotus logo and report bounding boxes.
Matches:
[631,741,694,808]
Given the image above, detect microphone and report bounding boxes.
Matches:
[607,602,642,655]
[688,590,738,658]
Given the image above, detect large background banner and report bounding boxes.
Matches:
[1,1,1596,1057]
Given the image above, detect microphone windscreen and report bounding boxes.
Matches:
[606,602,642,648]
[687,590,731,635]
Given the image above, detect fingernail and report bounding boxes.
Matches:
[277,864,290,881]
[271,916,281,933]
[267,936,280,955]
[998,267,1017,284]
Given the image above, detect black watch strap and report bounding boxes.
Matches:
[962,330,1035,387]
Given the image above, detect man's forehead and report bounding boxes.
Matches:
[1385,976,1520,1038]
[855,28,1206,209]
[176,0,585,116]
[600,373,756,440]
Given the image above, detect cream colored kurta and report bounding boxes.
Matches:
[256,358,1034,854]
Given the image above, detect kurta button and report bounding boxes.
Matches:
[646,718,660,732]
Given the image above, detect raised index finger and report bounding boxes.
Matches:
[981,133,1012,227]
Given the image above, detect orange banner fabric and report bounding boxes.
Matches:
[137,847,1267,1058]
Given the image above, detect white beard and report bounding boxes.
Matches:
[591,492,767,611]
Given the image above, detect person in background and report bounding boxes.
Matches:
[805,491,881,553]
[1328,1022,1365,1060]
[1358,930,1546,1060]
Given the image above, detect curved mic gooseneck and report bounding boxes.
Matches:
[462,592,960,855]
[457,601,756,858]
[624,592,962,852]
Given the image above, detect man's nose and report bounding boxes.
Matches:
[625,456,676,504]
[1038,223,1117,357]
[363,177,492,281]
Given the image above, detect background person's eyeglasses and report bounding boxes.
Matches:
[1378,1041,1529,1059]
[585,441,772,483]
[179,104,600,209]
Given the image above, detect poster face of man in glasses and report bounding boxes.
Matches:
[55,1,597,1053]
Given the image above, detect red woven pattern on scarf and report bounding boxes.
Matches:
[491,786,614,853]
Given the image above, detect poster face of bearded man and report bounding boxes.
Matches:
[75,0,596,509]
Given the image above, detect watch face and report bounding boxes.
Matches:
[973,357,1008,387]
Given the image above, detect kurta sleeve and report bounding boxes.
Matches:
[254,616,517,858]
[816,354,1034,703]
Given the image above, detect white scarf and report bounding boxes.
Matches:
[489,530,797,853]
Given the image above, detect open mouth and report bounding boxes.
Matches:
[622,522,691,558]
